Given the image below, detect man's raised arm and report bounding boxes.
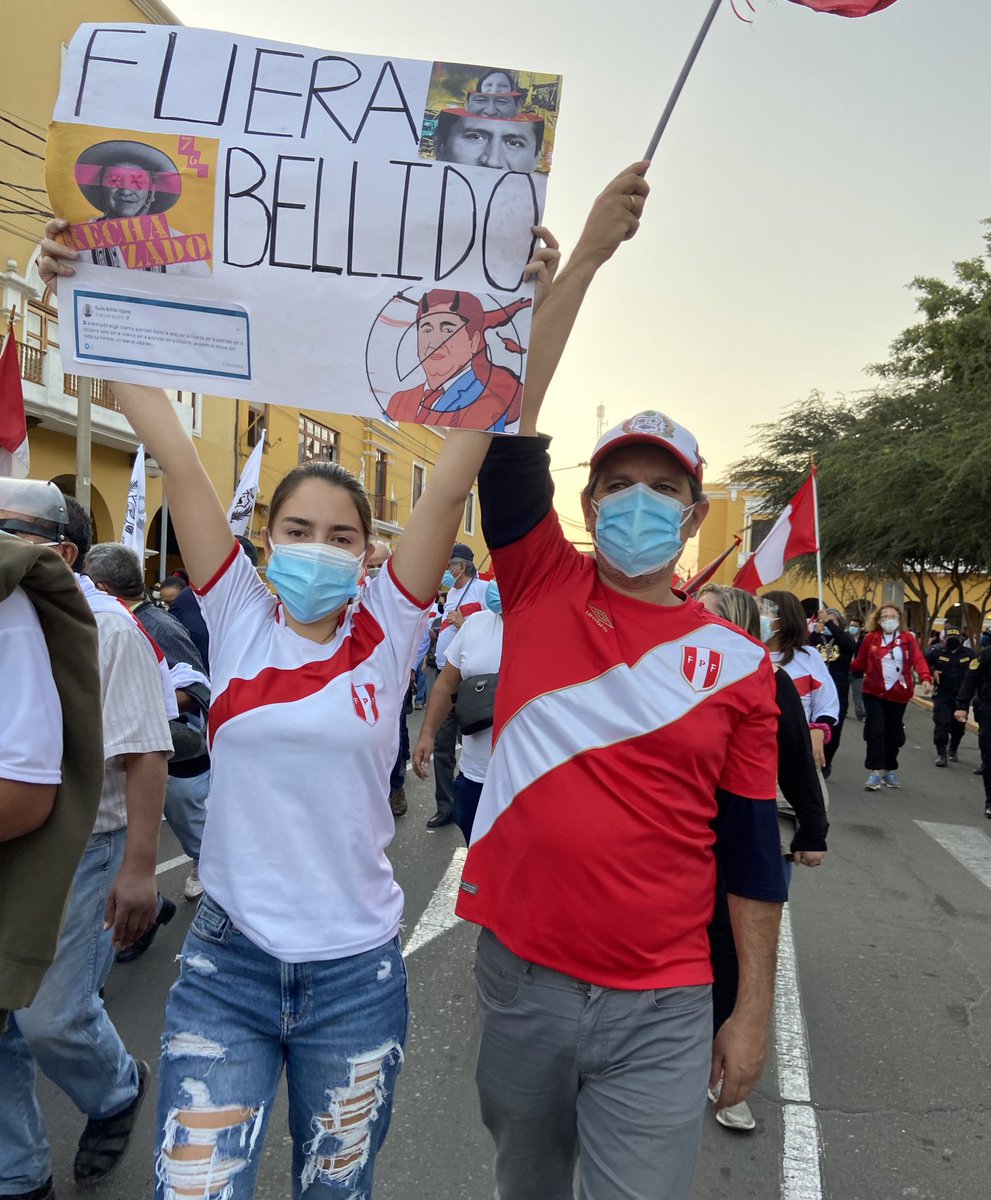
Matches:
[520,162,650,436]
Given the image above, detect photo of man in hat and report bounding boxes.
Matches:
[73,140,210,276]
[385,290,531,432]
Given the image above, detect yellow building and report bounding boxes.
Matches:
[235,401,487,567]
[699,483,991,636]
[2,0,486,575]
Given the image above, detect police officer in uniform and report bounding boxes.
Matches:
[954,647,991,818]
[925,624,974,767]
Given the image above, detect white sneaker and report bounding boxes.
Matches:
[715,1099,756,1131]
[183,863,204,901]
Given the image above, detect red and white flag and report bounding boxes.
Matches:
[786,0,900,16]
[733,470,819,594]
[0,326,29,479]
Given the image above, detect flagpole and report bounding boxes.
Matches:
[644,0,726,159]
[76,377,92,517]
[811,459,824,611]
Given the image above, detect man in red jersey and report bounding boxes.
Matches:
[455,164,786,1200]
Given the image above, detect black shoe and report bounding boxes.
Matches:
[115,896,176,963]
[949,750,959,762]
[73,1061,149,1188]
[1,1178,55,1200]
[425,812,453,830]
[389,787,408,817]
[935,753,948,768]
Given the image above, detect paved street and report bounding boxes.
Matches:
[36,702,991,1199]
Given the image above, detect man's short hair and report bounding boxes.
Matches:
[63,496,93,574]
[234,535,259,567]
[161,574,188,592]
[85,543,145,599]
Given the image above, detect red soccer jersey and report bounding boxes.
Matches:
[456,510,779,989]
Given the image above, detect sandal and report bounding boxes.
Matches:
[73,1060,149,1188]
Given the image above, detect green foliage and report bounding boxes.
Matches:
[729,222,991,630]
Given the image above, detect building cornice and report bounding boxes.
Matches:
[131,0,183,25]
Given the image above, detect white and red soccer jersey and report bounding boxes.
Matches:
[435,576,488,668]
[194,544,429,962]
[456,509,779,990]
[771,646,839,726]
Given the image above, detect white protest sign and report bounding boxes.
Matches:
[227,431,265,535]
[120,442,146,554]
[47,28,563,434]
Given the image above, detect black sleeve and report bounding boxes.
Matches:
[955,652,987,711]
[827,621,857,656]
[713,790,788,903]
[775,670,829,852]
[478,435,554,550]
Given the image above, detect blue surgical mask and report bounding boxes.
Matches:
[441,569,456,589]
[592,483,693,579]
[485,581,502,614]
[266,542,363,624]
[759,614,775,644]
[880,618,899,635]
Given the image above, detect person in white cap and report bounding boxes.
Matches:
[455,163,786,1200]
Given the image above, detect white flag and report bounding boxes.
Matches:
[120,443,146,556]
[228,433,265,536]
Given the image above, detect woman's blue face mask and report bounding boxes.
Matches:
[265,541,364,624]
[592,483,694,579]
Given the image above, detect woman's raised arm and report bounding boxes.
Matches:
[39,220,234,587]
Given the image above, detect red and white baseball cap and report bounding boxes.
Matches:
[589,411,704,482]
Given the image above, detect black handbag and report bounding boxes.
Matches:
[455,673,499,734]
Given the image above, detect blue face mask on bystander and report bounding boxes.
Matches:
[441,569,456,589]
[592,483,694,579]
[265,542,364,624]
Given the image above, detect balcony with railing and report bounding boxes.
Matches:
[372,493,399,527]
[17,336,190,448]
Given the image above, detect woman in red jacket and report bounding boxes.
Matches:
[851,604,932,791]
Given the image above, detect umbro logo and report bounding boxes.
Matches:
[585,604,614,631]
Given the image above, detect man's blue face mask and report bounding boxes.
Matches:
[591,483,694,579]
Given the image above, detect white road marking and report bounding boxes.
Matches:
[774,903,824,1200]
[156,853,192,876]
[402,847,468,959]
[916,822,991,889]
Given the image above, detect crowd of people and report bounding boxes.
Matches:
[1,155,988,1200]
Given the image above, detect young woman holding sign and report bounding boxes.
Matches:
[38,219,558,1199]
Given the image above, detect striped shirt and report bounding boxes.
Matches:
[93,612,174,834]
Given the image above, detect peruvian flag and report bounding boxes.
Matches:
[684,535,743,596]
[786,1,900,16]
[0,326,29,479]
[733,470,819,594]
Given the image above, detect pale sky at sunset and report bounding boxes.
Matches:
[169,0,991,549]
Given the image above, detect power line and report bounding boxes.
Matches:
[0,136,45,161]
[0,114,46,142]
[0,179,48,194]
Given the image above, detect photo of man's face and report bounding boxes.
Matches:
[465,92,522,118]
[101,162,155,217]
[417,313,481,390]
[437,115,541,172]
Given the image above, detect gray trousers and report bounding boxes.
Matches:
[474,930,711,1200]
[433,707,458,819]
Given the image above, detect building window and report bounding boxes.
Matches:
[246,403,268,449]
[749,516,774,554]
[464,490,476,536]
[411,463,425,508]
[298,416,339,464]
[167,390,202,437]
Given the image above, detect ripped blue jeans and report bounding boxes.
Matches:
[155,894,408,1199]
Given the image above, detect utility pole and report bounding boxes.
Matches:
[75,376,92,515]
